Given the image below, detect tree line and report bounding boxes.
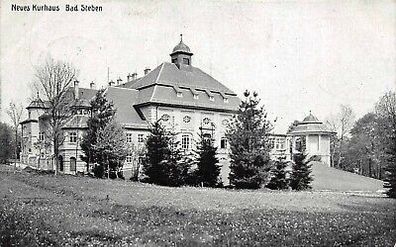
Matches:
[325,92,396,197]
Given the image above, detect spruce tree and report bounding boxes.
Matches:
[226,90,273,189]
[143,121,171,185]
[195,133,221,187]
[266,157,289,190]
[143,121,191,186]
[81,89,116,177]
[289,152,313,190]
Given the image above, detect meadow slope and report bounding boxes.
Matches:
[0,165,395,246]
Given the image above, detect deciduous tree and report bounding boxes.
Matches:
[375,90,396,198]
[33,57,78,174]
[6,102,23,171]
[0,122,14,164]
[93,120,128,179]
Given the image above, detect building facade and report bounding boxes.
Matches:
[20,37,334,184]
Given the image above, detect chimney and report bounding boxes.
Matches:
[127,73,132,83]
[132,72,137,80]
[116,77,122,85]
[108,80,115,87]
[144,68,151,75]
[74,80,79,100]
[90,81,96,89]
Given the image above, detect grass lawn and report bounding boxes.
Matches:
[0,165,395,246]
[310,162,384,192]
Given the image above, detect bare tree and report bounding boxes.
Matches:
[7,101,24,172]
[33,57,78,175]
[325,104,355,167]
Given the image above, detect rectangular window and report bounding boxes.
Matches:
[276,139,280,149]
[69,132,77,143]
[220,138,227,149]
[183,58,190,65]
[181,134,190,150]
[39,132,44,141]
[126,156,133,163]
[138,134,144,143]
[126,133,133,143]
[269,138,275,149]
[280,139,285,149]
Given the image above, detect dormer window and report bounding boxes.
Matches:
[183,58,190,65]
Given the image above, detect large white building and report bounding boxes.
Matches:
[20,37,333,184]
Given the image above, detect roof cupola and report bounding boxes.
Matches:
[170,34,193,69]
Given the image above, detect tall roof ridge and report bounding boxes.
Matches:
[154,62,165,84]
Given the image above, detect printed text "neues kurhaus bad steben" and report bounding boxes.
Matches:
[11,4,103,12]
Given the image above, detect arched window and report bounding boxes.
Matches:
[70,157,76,172]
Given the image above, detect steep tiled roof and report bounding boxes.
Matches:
[129,62,236,95]
[27,98,48,109]
[105,87,148,129]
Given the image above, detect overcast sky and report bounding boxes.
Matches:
[1,0,395,132]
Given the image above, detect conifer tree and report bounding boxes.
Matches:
[289,152,313,190]
[195,133,221,187]
[226,90,273,189]
[143,120,191,186]
[143,121,170,184]
[81,89,116,177]
[266,157,289,190]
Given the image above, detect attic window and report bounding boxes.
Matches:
[219,92,229,103]
[209,96,214,101]
[189,88,199,99]
[177,92,183,98]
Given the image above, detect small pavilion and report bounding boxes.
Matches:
[287,112,335,166]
